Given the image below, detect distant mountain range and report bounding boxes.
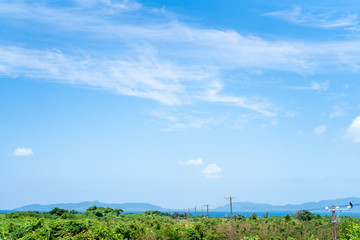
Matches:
[215,197,360,212]
[3,197,360,213]
[11,201,164,212]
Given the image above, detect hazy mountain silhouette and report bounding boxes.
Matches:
[215,197,360,212]
[11,201,163,212]
[5,197,360,212]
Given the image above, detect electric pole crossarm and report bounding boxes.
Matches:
[325,203,353,240]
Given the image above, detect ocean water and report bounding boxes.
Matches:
[125,211,360,218]
[2,210,360,218]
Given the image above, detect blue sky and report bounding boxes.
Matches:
[2,0,360,210]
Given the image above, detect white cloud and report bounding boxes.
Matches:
[74,0,141,11]
[178,158,204,166]
[266,6,359,29]
[0,46,191,105]
[202,84,276,117]
[13,148,33,156]
[314,125,327,134]
[2,1,360,125]
[202,163,222,178]
[151,108,218,131]
[345,116,360,142]
[0,44,276,116]
[291,81,329,91]
[2,2,360,74]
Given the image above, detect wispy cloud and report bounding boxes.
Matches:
[178,158,204,166]
[202,83,276,117]
[74,0,142,11]
[266,6,358,29]
[291,81,329,91]
[151,108,218,131]
[13,148,33,156]
[202,163,222,179]
[0,46,196,105]
[344,116,360,142]
[0,45,278,116]
[314,125,327,134]
[2,1,360,127]
[2,2,360,74]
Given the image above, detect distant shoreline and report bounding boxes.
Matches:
[2,210,360,218]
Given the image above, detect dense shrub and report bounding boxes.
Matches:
[1,207,360,239]
[296,210,316,221]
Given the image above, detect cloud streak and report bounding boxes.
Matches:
[2,1,360,125]
[178,158,204,166]
[13,148,34,156]
[291,81,329,91]
[266,6,359,29]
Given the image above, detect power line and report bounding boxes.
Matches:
[176,200,359,219]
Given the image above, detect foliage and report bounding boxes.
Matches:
[341,222,360,240]
[250,213,257,220]
[296,210,317,221]
[234,213,246,220]
[1,207,360,239]
[49,207,69,216]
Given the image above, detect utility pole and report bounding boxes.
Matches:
[332,205,336,240]
[184,208,186,219]
[207,205,209,219]
[195,207,197,222]
[188,208,190,222]
[225,197,235,240]
[202,204,209,219]
[325,203,352,240]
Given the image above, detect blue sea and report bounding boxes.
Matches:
[124,211,360,218]
[2,209,360,218]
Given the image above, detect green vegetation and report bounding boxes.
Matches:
[1,207,360,239]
